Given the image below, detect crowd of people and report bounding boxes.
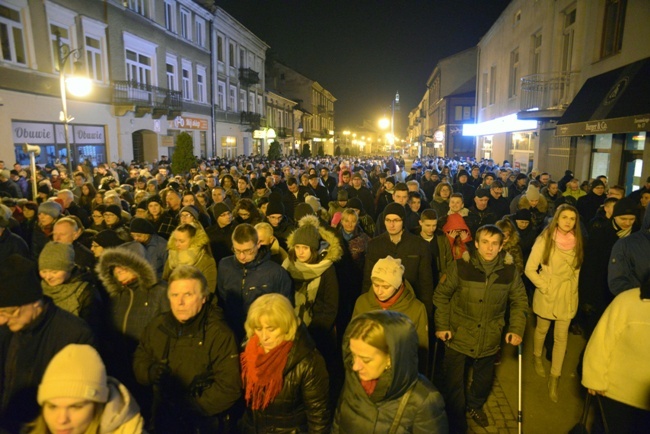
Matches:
[0,153,649,434]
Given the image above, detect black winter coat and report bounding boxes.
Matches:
[0,298,95,433]
[240,326,330,434]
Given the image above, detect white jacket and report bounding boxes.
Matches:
[582,288,650,411]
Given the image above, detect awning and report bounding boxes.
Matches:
[555,57,650,136]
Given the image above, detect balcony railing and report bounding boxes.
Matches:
[519,71,580,112]
[241,111,261,126]
[239,68,260,86]
[112,80,182,117]
[276,127,291,138]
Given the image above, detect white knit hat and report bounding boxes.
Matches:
[37,344,109,405]
[371,256,405,290]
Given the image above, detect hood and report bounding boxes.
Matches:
[100,377,142,432]
[518,194,548,213]
[166,223,211,251]
[97,245,157,294]
[442,212,471,233]
[287,214,343,263]
[342,310,419,401]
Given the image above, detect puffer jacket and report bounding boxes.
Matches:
[332,311,447,434]
[218,246,293,342]
[133,302,241,432]
[433,251,528,358]
[100,377,145,433]
[525,235,580,321]
[516,195,548,232]
[240,325,330,434]
[163,224,217,293]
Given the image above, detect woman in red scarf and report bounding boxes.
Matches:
[240,293,331,433]
[442,213,473,260]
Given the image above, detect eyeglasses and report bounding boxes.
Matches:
[384,218,403,224]
[233,247,256,256]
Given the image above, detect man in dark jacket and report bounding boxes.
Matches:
[577,179,607,223]
[134,265,241,434]
[0,169,23,198]
[217,223,293,341]
[464,189,497,238]
[205,202,235,263]
[346,173,376,219]
[488,180,510,219]
[308,173,330,208]
[433,225,528,433]
[52,217,96,272]
[0,204,29,263]
[130,217,169,281]
[0,254,95,433]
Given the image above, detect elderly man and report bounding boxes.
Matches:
[52,217,96,271]
[57,189,90,228]
[0,255,95,433]
[134,265,241,433]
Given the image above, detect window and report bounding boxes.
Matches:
[489,66,497,105]
[257,95,263,115]
[180,8,191,40]
[531,33,542,74]
[217,81,226,109]
[239,89,246,112]
[248,92,255,113]
[127,0,148,17]
[481,72,488,108]
[239,48,245,68]
[561,7,576,73]
[513,10,521,26]
[195,17,205,47]
[217,35,224,62]
[166,56,177,90]
[509,48,520,98]
[454,106,474,121]
[229,85,237,111]
[601,0,626,58]
[196,66,206,103]
[181,60,192,100]
[85,36,103,81]
[50,24,72,74]
[164,0,175,33]
[229,42,235,67]
[126,49,152,85]
[0,4,26,64]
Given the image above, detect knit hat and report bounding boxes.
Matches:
[255,178,267,190]
[612,198,637,218]
[23,201,39,213]
[136,201,148,211]
[265,200,285,217]
[146,179,158,187]
[475,189,490,199]
[147,195,163,206]
[371,256,405,290]
[0,254,42,307]
[291,221,320,251]
[384,202,406,220]
[212,202,231,219]
[180,205,199,221]
[50,169,59,176]
[93,230,125,248]
[130,217,155,235]
[347,197,364,211]
[337,190,349,201]
[525,185,540,201]
[0,204,11,228]
[294,202,315,221]
[457,170,469,180]
[590,179,606,190]
[385,176,396,185]
[38,201,62,219]
[39,242,75,272]
[515,173,528,182]
[104,204,122,218]
[351,172,363,180]
[514,208,531,222]
[305,195,321,213]
[37,344,109,405]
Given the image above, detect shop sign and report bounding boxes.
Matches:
[161,136,175,147]
[168,116,208,130]
[253,130,265,139]
[12,122,55,144]
[434,131,445,142]
[74,126,105,144]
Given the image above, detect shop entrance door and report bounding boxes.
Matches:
[622,151,644,193]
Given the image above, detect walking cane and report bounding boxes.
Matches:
[518,343,523,434]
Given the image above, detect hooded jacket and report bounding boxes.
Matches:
[332,311,447,434]
[608,203,650,296]
[516,195,548,232]
[100,377,145,433]
[283,215,342,342]
[163,225,217,293]
[240,325,330,434]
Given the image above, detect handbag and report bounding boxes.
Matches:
[388,383,416,434]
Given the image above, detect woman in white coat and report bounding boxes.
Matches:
[525,204,583,403]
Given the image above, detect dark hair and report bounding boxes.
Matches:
[408,191,422,201]
[286,177,298,187]
[420,209,438,221]
[475,224,504,244]
[450,192,464,201]
[232,223,258,245]
[394,182,408,192]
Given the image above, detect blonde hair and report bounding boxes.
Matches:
[25,402,104,433]
[244,294,298,341]
[347,316,389,354]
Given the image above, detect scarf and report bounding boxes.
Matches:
[361,379,379,396]
[376,283,405,309]
[241,334,293,410]
[553,228,576,250]
[612,219,633,238]
[282,258,332,326]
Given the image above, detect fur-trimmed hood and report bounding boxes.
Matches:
[287,214,343,263]
[97,245,157,294]
[166,223,211,251]
[518,194,548,213]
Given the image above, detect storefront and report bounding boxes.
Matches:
[12,120,107,168]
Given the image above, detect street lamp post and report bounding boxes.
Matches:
[56,30,92,176]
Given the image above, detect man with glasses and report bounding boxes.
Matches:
[216,223,292,341]
[0,254,95,433]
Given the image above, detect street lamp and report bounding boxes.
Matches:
[56,29,92,176]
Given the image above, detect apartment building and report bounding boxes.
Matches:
[0,0,214,168]
[265,89,298,156]
[468,0,650,190]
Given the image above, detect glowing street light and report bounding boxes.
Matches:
[378,118,390,130]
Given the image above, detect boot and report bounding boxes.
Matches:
[533,356,546,377]
[548,375,560,403]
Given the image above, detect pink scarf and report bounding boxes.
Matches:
[553,228,576,250]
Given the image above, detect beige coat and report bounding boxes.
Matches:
[525,236,580,320]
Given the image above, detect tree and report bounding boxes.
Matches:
[171,132,195,176]
[334,146,341,156]
[317,145,325,157]
[301,143,311,157]
[268,140,282,160]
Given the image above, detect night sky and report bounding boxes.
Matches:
[216,0,511,135]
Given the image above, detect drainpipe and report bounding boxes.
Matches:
[209,18,216,158]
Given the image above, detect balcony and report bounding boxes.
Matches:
[276,127,291,138]
[112,80,182,118]
[518,71,580,121]
[239,68,260,86]
[240,111,261,128]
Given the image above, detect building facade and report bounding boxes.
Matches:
[264,90,297,156]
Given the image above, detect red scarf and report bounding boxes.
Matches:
[376,283,405,309]
[361,378,379,395]
[241,334,293,410]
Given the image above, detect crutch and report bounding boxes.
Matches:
[518,343,523,434]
